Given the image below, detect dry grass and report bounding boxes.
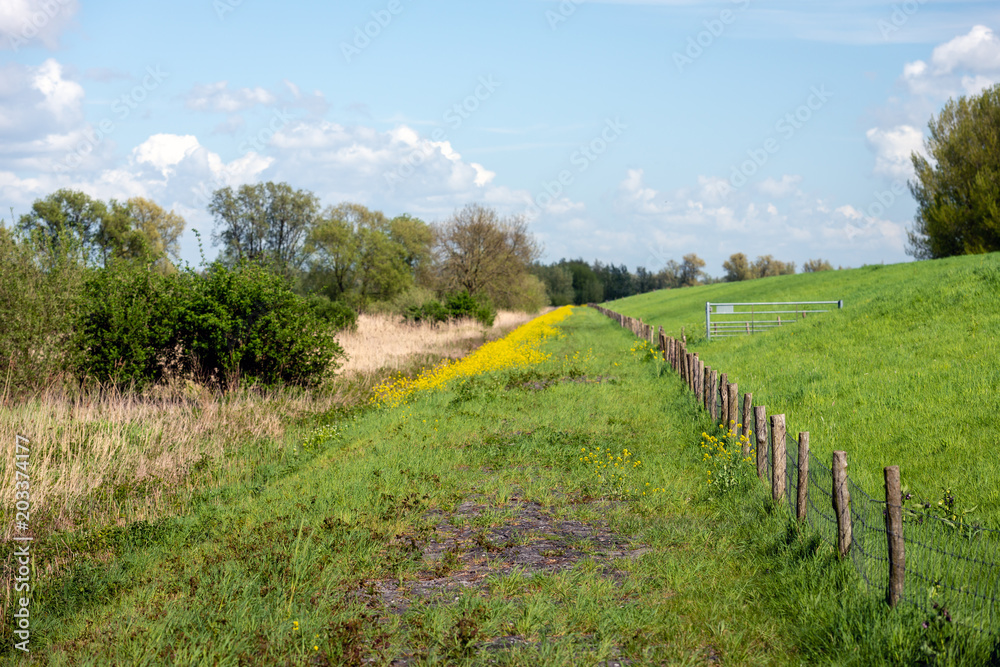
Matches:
[0,309,544,538]
[0,384,339,538]
[335,310,540,376]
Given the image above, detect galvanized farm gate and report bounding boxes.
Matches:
[705,300,843,340]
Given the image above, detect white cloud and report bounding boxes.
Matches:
[613,167,911,271]
[901,25,1000,99]
[0,0,79,51]
[132,134,202,175]
[930,24,1000,75]
[185,81,277,113]
[865,125,924,179]
[757,174,802,198]
[618,168,665,214]
[31,58,83,124]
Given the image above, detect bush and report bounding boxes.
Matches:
[444,291,495,327]
[75,260,344,390]
[303,293,357,332]
[74,258,186,387]
[400,291,495,327]
[403,300,450,325]
[0,226,87,395]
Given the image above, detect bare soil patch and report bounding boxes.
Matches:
[358,493,648,614]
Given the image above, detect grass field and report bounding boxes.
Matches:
[4,305,996,664]
[607,253,1000,531]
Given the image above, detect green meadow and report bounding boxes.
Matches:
[5,305,998,664]
[608,253,1000,530]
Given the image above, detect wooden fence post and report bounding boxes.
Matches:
[719,373,729,427]
[693,357,700,396]
[884,465,905,607]
[832,451,852,557]
[727,383,739,432]
[703,365,711,411]
[754,406,768,484]
[797,432,809,522]
[741,393,753,458]
[770,414,786,504]
[709,370,719,422]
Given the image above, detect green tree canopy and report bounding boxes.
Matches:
[679,253,706,286]
[18,190,186,270]
[304,203,428,307]
[209,181,320,275]
[723,252,754,282]
[908,83,1000,258]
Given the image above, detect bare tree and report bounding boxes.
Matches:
[433,204,541,307]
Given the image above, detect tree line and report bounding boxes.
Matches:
[1,188,546,393]
[532,253,835,306]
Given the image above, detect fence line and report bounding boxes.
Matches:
[590,304,1000,637]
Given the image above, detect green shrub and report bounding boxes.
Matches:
[403,300,449,325]
[74,260,344,390]
[0,225,87,395]
[74,258,185,387]
[445,291,496,327]
[303,293,357,332]
[401,291,496,327]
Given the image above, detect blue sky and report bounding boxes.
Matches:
[2,0,999,275]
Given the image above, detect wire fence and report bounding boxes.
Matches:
[592,304,1000,638]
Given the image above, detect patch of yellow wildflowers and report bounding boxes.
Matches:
[579,445,664,499]
[629,339,660,362]
[701,419,754,492]
[371,306,574,407]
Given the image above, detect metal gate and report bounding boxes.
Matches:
[705,300,843,340]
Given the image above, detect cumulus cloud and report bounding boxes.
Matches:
[865,125,924,179]
[901,25,1000,99]
[30,58,84,124]
[868,25,999,182]
[0,0,79,51]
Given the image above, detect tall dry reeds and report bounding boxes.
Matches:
[336,310,536,375]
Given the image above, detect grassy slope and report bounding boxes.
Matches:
[608,253,1000,529]
[8,307,994,665]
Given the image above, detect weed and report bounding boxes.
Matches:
[700,421,754,493]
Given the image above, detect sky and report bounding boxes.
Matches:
[2,0,999,276]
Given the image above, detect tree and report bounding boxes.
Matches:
[388,213,433,285]
[304,203,419,307]
[679,253,706,286]
[531,263,575,306]
[18,190,186,269]
[18,189,107,265]
[751,254,795,278]
[803,258,833,273]
[908,83,1000,258]
[209,182,319,275]
[563,260,603,304]
[657,260,684,289]
[722,253,754,282]
[593,261,635,300]
[634,266,658,294]
[98,198,186,271]
[126,197,185,267]
[433,204,541,308]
